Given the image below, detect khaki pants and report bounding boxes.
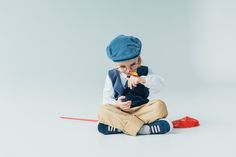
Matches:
[97,99,168,136]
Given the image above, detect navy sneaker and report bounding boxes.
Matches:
[148,119,173,134]
[97,123,123,135]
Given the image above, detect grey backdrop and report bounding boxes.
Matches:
[1,0,235,106]
[0,0,236,156]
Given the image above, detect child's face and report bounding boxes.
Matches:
[115,58,140,75]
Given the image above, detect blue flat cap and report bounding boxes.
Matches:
[106,35,142,62]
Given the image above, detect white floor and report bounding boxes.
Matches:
[1,86,236,157]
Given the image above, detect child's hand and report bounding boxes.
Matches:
[127,76,146,89]
[115,96,132,111]
[119,101,132,111]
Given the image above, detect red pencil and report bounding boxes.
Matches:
[60,116,98,122]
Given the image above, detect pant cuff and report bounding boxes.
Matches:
[123,115,144,136]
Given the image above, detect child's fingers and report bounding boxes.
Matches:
[120,102,128,107]
[128,79,136,89]
[128,79,133,89]
[120,101,130,109]
[132,81,137,87]
[128,77,139,89]
[118,96,125,99]
[121,105,130,111]
[127,100,132,105]
[130,83,136,89]
[122,101,131,108]
[118,96,126,101]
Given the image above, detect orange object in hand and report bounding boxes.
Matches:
[172,116,200,128]
[129,71,139,77]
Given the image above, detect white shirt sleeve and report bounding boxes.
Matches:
[140,68,165,100]
[102,75,116,105]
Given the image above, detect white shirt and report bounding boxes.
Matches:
[102,68,164,104]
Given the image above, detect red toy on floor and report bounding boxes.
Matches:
[172,116,200,128]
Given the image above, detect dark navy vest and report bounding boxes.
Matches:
[108,66,149,108]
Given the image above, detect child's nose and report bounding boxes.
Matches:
[126,68,131,73]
